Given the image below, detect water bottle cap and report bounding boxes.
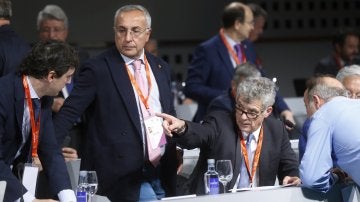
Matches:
[79,170,87,176]
[207,159,215,164]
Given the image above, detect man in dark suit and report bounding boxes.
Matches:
[184,2,293,124]
[159,77,300,195]
[0,0,30,77]
[314,27,360,76]
[0,40,78,201]
[54,5,177,201]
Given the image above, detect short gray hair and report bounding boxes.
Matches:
[307,76,348,103]
[37,5,68,30]
[0,0,12,19]
[247,3,267,19]
[236,77,276,110]
[336,65,360,82]
[114,5,151,28]
[233,62,261,87]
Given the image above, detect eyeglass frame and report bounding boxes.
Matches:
[113,26,151,38]
[235,104,265,120]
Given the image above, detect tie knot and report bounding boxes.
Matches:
[132,59,142,71]
[234,43,242,53]
[32,98,41,109]
[246,133,254,144]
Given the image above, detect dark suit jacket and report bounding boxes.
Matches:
[54,47,177,201]
[0,73,72,201]
[314,54,360,76]
[174,110,299,195]
[184,34,289,122]
[0,25,30,77]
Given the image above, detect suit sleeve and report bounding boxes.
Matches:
[277,123,299,182]
[184,45,224,106]
[0,95,27,201]
[54,62,97,143]
[39,99,72,194]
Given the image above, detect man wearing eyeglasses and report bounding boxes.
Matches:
[54,4,177,201]
[158,77,300,195]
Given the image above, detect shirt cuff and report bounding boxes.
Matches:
[58,189,77,202]
[16,191,35,202]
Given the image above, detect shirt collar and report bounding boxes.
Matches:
[26,76,40,99]
[242,125,261,143]
[223,32,239,49]
[120,49,145,66]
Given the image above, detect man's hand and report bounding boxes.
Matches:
[156,113,185,137]
[62,147,78,162]
[280,110,296,130]
[283,176,301,186]
[52,97,65,112]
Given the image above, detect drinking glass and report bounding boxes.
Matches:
[216,160,233,193]
[86,171,98,202]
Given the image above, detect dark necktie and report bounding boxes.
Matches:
[234,43,245,63]
[32,98,41,120]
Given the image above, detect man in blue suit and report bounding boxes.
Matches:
[54,5,177,201]
[184,2,293,124]
[0,0,30,77]
[0,40,78,201]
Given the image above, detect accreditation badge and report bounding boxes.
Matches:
[144,115,164,149]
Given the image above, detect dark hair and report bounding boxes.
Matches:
[18,40,79,79]
[222,2,246,29]
[0,0,12,19]
[332,27,359,47]
[247,3,267,19]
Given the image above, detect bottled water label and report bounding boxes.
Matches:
[208,177,219,194]
[76,191,87,202]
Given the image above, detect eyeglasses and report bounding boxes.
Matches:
[39,27,66,34]
[114,26,150,38]
[235,104,263,120]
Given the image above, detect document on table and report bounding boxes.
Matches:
[229,184,296,192]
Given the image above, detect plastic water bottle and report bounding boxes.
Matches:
[204,159,219,195]
[76,171,88,202]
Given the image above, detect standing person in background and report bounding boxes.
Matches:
[145,38,158,56]
[54,5,177,201]
[314,27,360,76]
[0,40,78,202]
[243,3,295,127]
[0,0,30,77]
[184,2,295,125]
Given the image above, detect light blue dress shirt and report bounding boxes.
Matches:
[300,96,360,192]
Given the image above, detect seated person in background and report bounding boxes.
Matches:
[300,76,360,192]
[336,64,360,99]
[158,77,300,195]
[145,38,158,56]
[207,62,260,113]
[314,27,360,76]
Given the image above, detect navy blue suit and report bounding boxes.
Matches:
[54,47,177,201]
[0,73,72,201]
[184,35,290,122]
[0,25,30,77]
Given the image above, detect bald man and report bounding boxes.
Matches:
[300,76,360,192]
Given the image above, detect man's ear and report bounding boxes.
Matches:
[263,106,273,118]
[46,70,56,82]
[313,94,324,109]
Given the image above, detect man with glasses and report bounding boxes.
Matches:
[158,77,300,195]
[54,4,177,201]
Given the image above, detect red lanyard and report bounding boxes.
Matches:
[239,126,264,184]
[219,28,247,64]
[22,75,40,158]
[125,56,152,110]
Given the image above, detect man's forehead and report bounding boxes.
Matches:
[236,97,262,109]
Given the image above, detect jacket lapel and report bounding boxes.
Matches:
[14,75,25,134]
[105,47,143,136]
[216,35,235,78]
